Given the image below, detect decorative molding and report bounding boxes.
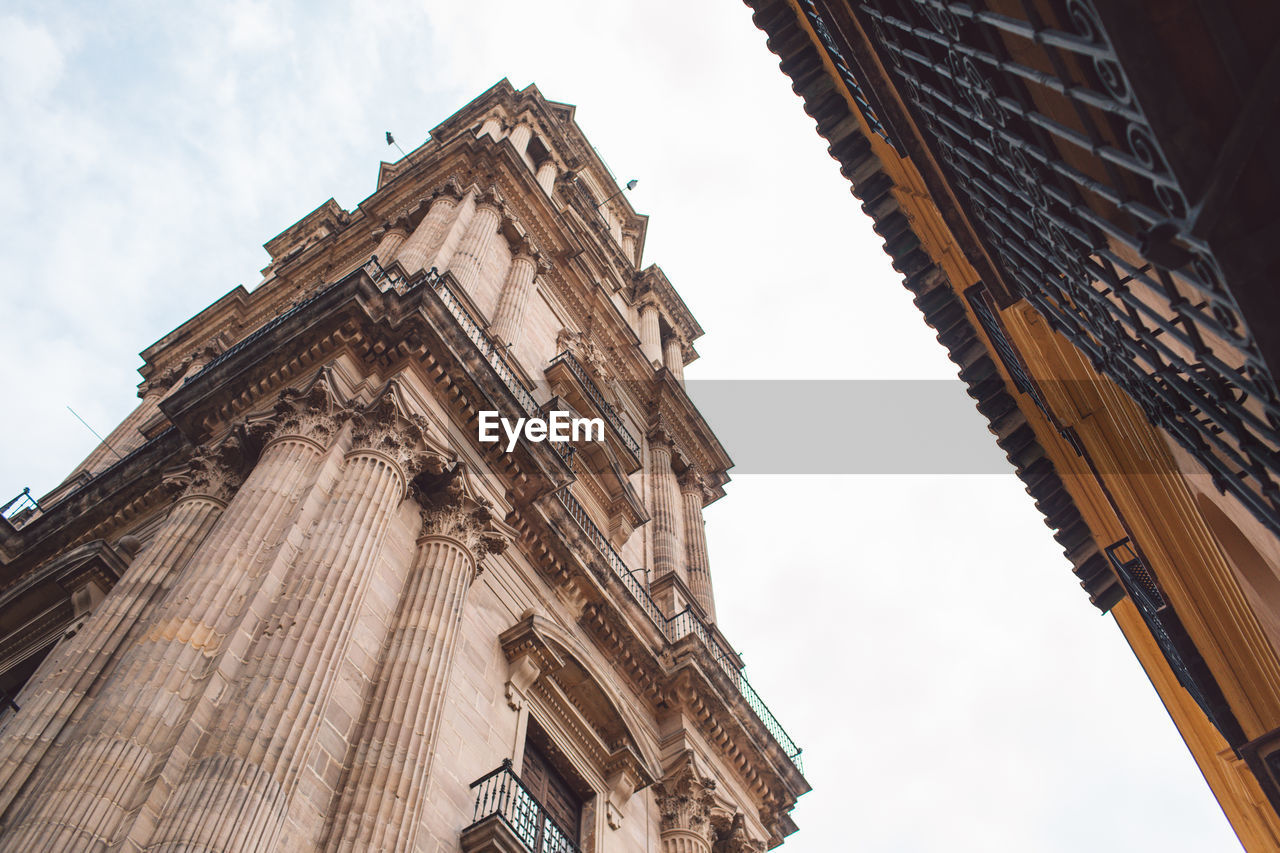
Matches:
[655,750,717,843]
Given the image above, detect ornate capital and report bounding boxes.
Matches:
[678,468,707,499]
[349,393,447,484]
[655,751,717,842]
[255,378,349,447]
[165,436,246,503]
[414,466,509,562]
[716,814,765,853]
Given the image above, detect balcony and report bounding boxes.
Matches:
[461,761,579,853]
[554,488,804,773]
[547,350,640,469]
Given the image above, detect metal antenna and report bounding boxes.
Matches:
[67,406,124,461]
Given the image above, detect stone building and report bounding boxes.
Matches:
[0,80,807,851]
[744,0,1280,849]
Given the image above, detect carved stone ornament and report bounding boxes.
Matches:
[716,814,766,853]
[414,465,509,563]
[348,390,446,485]
[163,436,246,503]
[253,376,349,447]
[678,468,707,499]
[654,751,717,842]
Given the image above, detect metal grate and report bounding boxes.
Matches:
[857,0,1280,536]
[468,761,580,853]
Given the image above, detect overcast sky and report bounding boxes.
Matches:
[0,1,1243,850]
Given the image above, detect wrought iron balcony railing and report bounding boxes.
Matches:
[467,760,580,853]
[853,0,1280,538]
[548,350,640,459]
[555,488,804,772]
[0,488,39,525]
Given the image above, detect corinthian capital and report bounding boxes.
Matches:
[349,392,448,484]
[414,466,509,562]
[654,751,717,842]
[254,378,350,447]
[717,814,765,853]
[165,436,246,503]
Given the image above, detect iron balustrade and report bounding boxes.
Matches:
[796,0,897,149]
[549,350,640,458]
[553,488,804,772]
[426,270,575,470]
[855,0,1280,537]
[0,488,38,523]
[468,760,580,853]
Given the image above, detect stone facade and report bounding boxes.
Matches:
[0,80,807,851]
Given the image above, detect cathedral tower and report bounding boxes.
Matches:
[0,80,807,851]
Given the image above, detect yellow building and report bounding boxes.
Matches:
[745,0,1280,848]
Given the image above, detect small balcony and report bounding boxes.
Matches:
[461,761,579,853]
[546,350,641,471]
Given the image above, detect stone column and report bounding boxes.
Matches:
[664,337,685,383]
[478,116,502,140]
[0,444,239,818]
[649,435,684,586]
[489,243,538,346]
[680,471,716,623]
[654,752,717,853]
[325,471,507,852]
[397,192,461,276]
[0,384,340,852]
[508,121,532,157]
[147,394,438,853]
[639,302,662,368]
[535,161,558,196]
[446,191,502,293]
[373,222,410,267]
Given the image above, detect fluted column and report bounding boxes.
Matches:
[639,302,662,368]
[489,245,538,346]
[680,472,716,622]
[664,337,685,383]
[0,385,340,852]
[373,222,410,266]
[0,446,238,818]
[655,752,716,853]
[397,192,460,276]
[446,191,502,293]
[325,472,507,852]
[649,436,684,585]
[535,161,557,196]
[147,393,438,853]
[508,122,532,157]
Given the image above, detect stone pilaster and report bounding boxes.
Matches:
[664,337,685,383]
[680,470,716,623]
[650,435,685,587]
[398,189,462,276]
[489,241,538,346]
[325,468,507,852]
[655,752,717,853]
[0,442,240,819]
[447,190,502,293]
[147,392,440,852]
[0,384,341,851]
[639,301,662,368]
